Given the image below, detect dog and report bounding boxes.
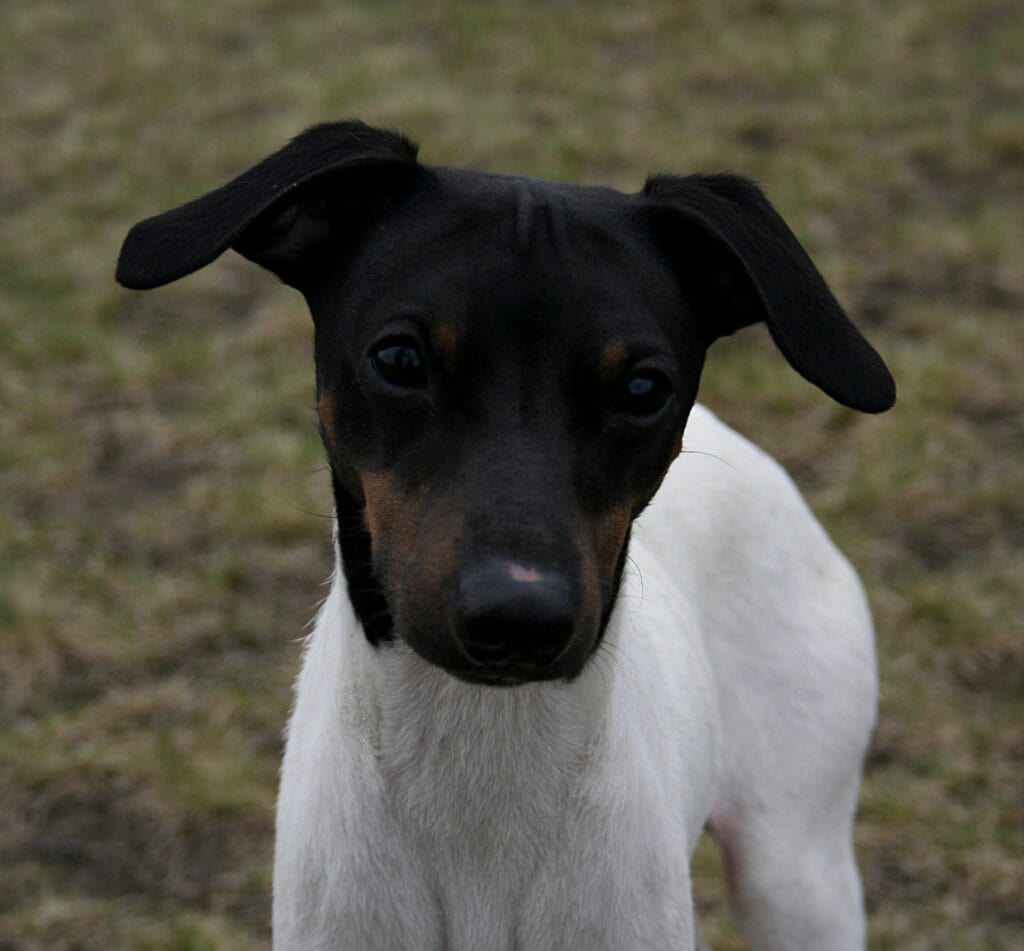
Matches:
[117,120,894,950]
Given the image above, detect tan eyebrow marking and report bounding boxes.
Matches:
[431,321,459,371]
[597,341,629,386]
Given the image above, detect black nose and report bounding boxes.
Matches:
[454,559,575,668]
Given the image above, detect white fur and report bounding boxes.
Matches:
[273,404,876,949]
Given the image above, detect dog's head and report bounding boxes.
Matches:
[118,121,894,686]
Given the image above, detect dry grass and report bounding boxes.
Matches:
[2,1,1021,947]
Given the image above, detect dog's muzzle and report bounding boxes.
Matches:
[453,558,575,678]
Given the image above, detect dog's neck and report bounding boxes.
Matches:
[374,643,611,864]
[292,532,716,936]
[324,536,623,875]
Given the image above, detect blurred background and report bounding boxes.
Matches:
[1,1,1021,948]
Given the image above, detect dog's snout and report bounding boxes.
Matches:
[455,560,574,669]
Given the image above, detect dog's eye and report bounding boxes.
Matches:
[616,372,672,419]
[371,338,427,388]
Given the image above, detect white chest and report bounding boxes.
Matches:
[273,557,718,950]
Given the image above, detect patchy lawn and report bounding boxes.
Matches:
[2,1,1021,947]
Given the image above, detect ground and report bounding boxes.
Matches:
[1,1,1021,948]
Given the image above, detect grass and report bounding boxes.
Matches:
[2,0,1021,947]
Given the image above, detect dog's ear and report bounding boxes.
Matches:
[116,121,420,290]
[643,174,895,413]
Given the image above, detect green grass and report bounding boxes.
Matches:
[2,1,1021,947]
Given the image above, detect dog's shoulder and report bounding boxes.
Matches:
[636,402,866,620]
[642,403,815,546]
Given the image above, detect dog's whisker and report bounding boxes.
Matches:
[678,448,740,473]
[289,503,336,520]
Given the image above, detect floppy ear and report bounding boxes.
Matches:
[643,174,895,413]
[116,120,420,290]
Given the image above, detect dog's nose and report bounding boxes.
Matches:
[454,560,574,668]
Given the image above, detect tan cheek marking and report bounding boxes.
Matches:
[592,505,633,577]
[672,431,683,460]
[574,505,633,616]
[431,321,459,371]
[597,341,629,387]
[414,508,464,596]
[361,471,419,560]
[574,524,601,624]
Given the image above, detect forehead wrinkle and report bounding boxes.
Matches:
[352,181,671,357]
[513,182,573,262]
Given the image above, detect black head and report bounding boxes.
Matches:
[118,120,894,686]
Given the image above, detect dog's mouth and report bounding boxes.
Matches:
[391,594,611,689]
[445,664,560,688]
[393,619,585,686]
[412,645,591,688]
